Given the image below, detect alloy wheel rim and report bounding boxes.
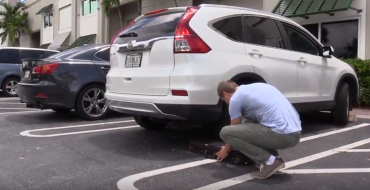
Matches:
[5,80,18,95]
[82,88,107,117]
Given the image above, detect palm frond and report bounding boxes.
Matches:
[101,0,120,16]
[0,1,30,46]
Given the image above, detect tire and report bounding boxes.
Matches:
[331,83,350,126]
[75,84,111,120]
[52,108,72,113]
[206,102,230,139]
[134,116,168,131]
[1,77,20,97]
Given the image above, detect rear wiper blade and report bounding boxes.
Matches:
[119,32,138,38]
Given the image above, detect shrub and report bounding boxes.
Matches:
[343,58,370,106]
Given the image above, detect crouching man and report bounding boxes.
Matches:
[215,80,302,179]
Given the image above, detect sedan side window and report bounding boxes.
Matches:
[281,23,319,55]
[94,48,110,62]
[243,16,285,48]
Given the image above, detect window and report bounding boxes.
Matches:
[71,49,97,60]
[243,16,284,48]
[302,24,319,39]
[212,16,244,42]
[94,48,110,62]
[0,49,20,63]
[82,0,98,16]
[44,14,53,28]
[321,20,358,59]
[115,12,185,44]
[281,23,318,55]
[19,50,58,60]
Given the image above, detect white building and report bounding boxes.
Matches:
[12,0,370,60]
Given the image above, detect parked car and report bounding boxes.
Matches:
[105,4,359,136]
[0,47,59,97]
[17,44,111,120]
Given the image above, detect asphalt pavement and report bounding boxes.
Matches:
[0,94,370,190]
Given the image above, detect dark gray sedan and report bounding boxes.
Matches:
[17,44,112,120]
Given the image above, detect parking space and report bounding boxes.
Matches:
[0,96,370,190]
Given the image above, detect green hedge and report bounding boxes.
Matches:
[343,58,370,106]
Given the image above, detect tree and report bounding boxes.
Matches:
[101,0,124,27]
[0,1,31,46]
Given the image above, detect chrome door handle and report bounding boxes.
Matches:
[297,58,307,64]
[249,49,263,57]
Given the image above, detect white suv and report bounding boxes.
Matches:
[106,4,359,135]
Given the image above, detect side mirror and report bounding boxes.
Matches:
[322,46,334,57]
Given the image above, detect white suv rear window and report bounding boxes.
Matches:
[114,12,185,44]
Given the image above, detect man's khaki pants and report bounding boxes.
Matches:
[219,120,301,164]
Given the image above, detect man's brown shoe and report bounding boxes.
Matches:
[250,158,284,179]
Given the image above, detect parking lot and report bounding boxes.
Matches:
[1,95,370,190]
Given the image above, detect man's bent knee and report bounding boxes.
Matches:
[219,125,234,140]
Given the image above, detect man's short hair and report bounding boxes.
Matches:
[217,80,238,98]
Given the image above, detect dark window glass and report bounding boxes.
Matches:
[114,12,185,44]
[44,51,58,58]
[71,49,96,60]
[282,23,318,55]
[0,49,20,63]
[19,50,58,59]
[94,48,110,62]
[212,16,244,42]
[321,20,358,59]
[243,16,284,48]
[48,46,88,59]
[302,24,319,39]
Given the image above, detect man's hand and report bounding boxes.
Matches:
[216,146,230,162]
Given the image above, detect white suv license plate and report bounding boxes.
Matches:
[125,53,143,68]
[24,71,30,79]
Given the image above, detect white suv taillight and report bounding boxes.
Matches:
[174,7,211,54]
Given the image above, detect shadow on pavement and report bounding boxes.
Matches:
[87,112,348,162]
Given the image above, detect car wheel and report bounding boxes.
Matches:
[134,116,168,131]
[75,84,110,120]
[331,83,350,126]
[1,77,19,97]
[52,108,72,113]
[205,102,230,139]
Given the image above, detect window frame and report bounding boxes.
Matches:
[241,15,287,50]
[43,13,53,28]
[82,0,98,16]
[93,47,110,62]
[278,21,323,56]
[208,15,246,44]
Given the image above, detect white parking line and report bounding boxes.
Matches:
[0,97,20,101]
[0,108,33,110]
[0,102,25,104]
[20,119,138,137]
[116,123,370,190]
[280,168,370,174]
[0,110,52,115]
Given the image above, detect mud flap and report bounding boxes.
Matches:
[189,140,254,165]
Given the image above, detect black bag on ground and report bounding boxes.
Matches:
[189,140,254,165]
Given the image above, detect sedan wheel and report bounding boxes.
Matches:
[1,77,19,97]
[75,84,110,120]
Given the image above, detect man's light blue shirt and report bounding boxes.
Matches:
[228,83,302,134]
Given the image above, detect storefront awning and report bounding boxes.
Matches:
[272,0,362,19]
[68,34,96,49]
[48,32,71,51]
[36,4,53,15]
[40,43,51,49]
